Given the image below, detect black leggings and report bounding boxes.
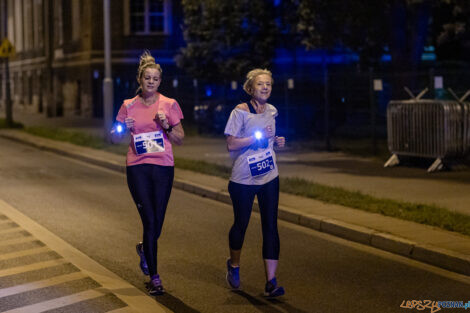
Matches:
[126,164,174,276]
[228,177,280,260]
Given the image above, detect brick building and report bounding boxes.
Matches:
[0,0,184,118]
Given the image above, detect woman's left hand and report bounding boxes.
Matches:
[275,136,285,148]
[155,111,170,130]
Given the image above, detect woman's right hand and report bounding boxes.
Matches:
[124,117,135,130]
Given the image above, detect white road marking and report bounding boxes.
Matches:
[0,227,23,235]
[0,246,51,261]
[2,288,110,313]
[0,258,69,277]
[0,237,36,247]
[0,199,172,313]
[0,272,87,297]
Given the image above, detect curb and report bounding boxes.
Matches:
[1,130,469,277]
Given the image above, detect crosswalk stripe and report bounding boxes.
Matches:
[0,271,87,297]
[0,246,51,261]
[0,237,36,247]
[0,227,22,235]
[0,219,12,226]
[0,258,68,277]
[1,288,109,313]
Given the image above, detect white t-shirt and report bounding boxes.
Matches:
[224,104,279,185]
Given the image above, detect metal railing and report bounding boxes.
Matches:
[385,88,470,172]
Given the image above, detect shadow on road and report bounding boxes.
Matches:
[153,292,201,313]
[230,290,310,313]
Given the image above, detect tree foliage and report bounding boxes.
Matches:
[297,0,388,66]
[435,0,470,62]
[176,0,278,82]
[177,0,470,80]
[297,0,450,69]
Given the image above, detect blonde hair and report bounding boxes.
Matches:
[242,68,274,95]
[136,50,162,93]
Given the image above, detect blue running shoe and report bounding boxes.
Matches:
[147,274,165,295]
[264,278,285,298]
[226,259,240,289]
[136,242,149,276]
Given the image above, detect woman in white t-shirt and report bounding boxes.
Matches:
[224,68,286,298]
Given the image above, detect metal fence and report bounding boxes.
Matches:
[146,68,469,141]
[84,66,470,160]
[385,93,470,172]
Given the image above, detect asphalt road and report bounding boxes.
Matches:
[0,137,469,313]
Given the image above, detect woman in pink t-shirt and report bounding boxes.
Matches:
[111,51,184,295]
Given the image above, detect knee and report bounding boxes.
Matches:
[231,220,249,236]
[230,224,245,238]
[154,228,163,240]
[262,224,278,237]
[142,220,157,234]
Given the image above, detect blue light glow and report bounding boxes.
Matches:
[422,53,436,61]
[381,54,392,62]
[254,131,263,140]
[116,124,123,133]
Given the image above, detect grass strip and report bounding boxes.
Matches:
[281,177,470,237]
[24,126,130,155]
[0,118,23,129]
[25,126,107,149]
[13,124,470,237]
[175,157,231,179]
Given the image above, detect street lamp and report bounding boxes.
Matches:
[103,0,113,141]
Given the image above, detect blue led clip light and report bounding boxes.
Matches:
[116,124,123,133]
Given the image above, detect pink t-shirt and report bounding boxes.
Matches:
[116,93,184,167]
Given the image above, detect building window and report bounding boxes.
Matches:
[7,0,16,51]
[71,0,81,41]
[127,0,170,35]
[34,0,44,49]
[13,0,23,52]
[24,0,33,51]
[54,0,63,46]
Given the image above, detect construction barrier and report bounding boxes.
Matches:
[385,89,470,172]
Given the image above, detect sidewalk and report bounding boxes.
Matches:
[0,126,469,278]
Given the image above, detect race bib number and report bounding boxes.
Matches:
[247,149,275,177]
[133,131,165,155]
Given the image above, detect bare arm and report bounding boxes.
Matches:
[110,128,125,144]
[110,118,134,144]
[167,123,184,146]
[226,124,276,151]
[226,135,256,151]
